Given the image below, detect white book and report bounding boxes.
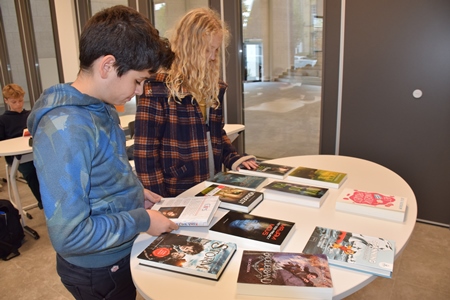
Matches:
[151,196,220,226]
[303,226,395,278]
[335,188,407,223]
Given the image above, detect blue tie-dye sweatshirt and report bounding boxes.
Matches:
[27,83,150,268]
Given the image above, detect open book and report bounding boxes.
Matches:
[151,196,220,226]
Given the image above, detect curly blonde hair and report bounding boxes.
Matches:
[165,8,230,108]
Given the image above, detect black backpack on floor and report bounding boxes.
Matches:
[0,199,25,260]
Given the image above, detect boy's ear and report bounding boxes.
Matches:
[99,55,116,79]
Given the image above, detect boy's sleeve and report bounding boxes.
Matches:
[32,110,147,255]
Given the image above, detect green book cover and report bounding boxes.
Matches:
[287,166,347,188]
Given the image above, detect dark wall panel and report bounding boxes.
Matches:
[338,0,450,225]
[320,0,342,154]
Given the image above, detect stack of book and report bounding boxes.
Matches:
[196,184,264,213]
[302,226,395,278]
[287,166,347,189]
[209,211,296,251]
[206,172,269,191]
[263,181,329,208]
[151,196,220,226]
[137,233,237,280]
[335,188,407,222]
[237,161,295,179]
[237,250,333,299]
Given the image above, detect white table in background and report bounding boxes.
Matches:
[120,116,244,142]
[119,114,135,130]
[0,136,40,239]
[223,124,245,142]
[130,155,417,300]
[126,124,245,171]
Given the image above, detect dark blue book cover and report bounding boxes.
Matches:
[209,211,295,251]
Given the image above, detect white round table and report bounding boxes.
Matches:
[130,155,417,299]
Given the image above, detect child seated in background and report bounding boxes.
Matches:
[1,84,42,209]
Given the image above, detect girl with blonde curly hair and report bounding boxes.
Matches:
[134,7,257,197]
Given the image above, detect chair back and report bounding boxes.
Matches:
[128,121,135,139]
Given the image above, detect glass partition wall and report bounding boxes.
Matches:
[121,0,210,116]
[153,0,208,37]
[151,0,323,159]
[0,0,59,109]
[0,0,322,160]
[242,0,322,159]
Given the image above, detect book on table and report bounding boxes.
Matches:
[263,181,329,208]
[302,226,395,278]
[237,161,295,179]
[237,250,334,299]
[137,233,237,281]
[195,184,264,213]
[335,188,407,223]
[205,171,269,191]
[151,196,220,226]
[286,166,347,189]
[209,210,296,251]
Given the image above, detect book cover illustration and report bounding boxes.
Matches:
[302,226,395,278]
[287,166,347,188]
[207,172,268,191]
[264,181,328,199]
[335,188,407,222]
[237,251,333,299]
[151,196,220,226]
[209,211,295,251]
[196,184,264,213]
[263,181,329,208]
[137,233,237,280]
[239,162,295,179]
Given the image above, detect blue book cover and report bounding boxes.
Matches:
[209,211,296,251]
[206,172,269,191]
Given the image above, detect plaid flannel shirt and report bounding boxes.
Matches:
[134,73,243,197]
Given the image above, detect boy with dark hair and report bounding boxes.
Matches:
[1,83,42,209]
[27,5,178,299]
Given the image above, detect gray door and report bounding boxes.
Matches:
[322,0,450,225]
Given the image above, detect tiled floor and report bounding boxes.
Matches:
[0,157,449,300]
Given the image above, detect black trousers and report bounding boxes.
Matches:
[56,253,136,300]
[17,161,42,209]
